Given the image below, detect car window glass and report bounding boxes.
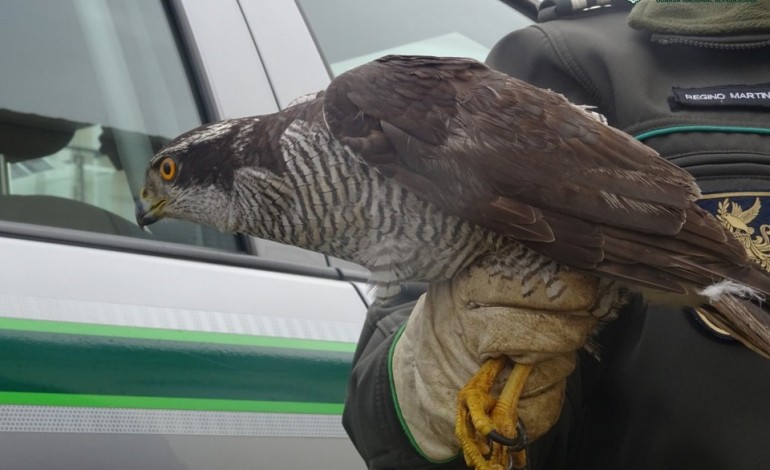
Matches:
[0,0,242,252]
[296,0,532,76]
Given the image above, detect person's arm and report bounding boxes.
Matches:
[343,264,621,470]
[342,298,450,470]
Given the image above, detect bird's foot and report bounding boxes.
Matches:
[456,357,532,470]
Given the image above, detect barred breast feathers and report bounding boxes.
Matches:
[255,117,569,299]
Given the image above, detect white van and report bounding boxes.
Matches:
[0,1,532,468]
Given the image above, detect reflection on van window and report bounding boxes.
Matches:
[0,0,242,252]
[297,0,532,76]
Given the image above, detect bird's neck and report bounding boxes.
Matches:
[231,117,512,286]
[230,117,369,256]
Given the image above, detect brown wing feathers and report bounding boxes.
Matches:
[324,55,769,297]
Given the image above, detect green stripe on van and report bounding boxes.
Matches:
[0,327,353,407]
[0,317,356,352]
[0,391,344,414]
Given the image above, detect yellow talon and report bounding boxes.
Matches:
[456,358,533,470]
[491,362,532,469]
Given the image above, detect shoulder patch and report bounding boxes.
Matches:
[691,192,770,341]
[697,192,770,274]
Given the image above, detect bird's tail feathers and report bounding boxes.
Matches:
[701,285,770,360]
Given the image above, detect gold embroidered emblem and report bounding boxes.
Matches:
[716,197,770,273]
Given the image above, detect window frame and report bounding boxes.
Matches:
[0,0,356,281]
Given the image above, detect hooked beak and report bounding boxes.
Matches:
[135,193,166,229]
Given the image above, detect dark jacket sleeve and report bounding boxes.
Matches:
[342,297,467,470]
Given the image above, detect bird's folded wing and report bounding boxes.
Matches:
[323,55,754,292]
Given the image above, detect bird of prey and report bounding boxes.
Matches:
[136,55,770,470]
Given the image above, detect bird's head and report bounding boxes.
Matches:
[135,118,276,233]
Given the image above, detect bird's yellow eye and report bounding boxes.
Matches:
[159,157,177,181]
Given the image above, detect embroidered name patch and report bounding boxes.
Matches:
[670,83,770,110]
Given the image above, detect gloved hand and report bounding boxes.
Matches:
[390,263,621,462]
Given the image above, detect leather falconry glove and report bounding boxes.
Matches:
[391,263,622,469]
